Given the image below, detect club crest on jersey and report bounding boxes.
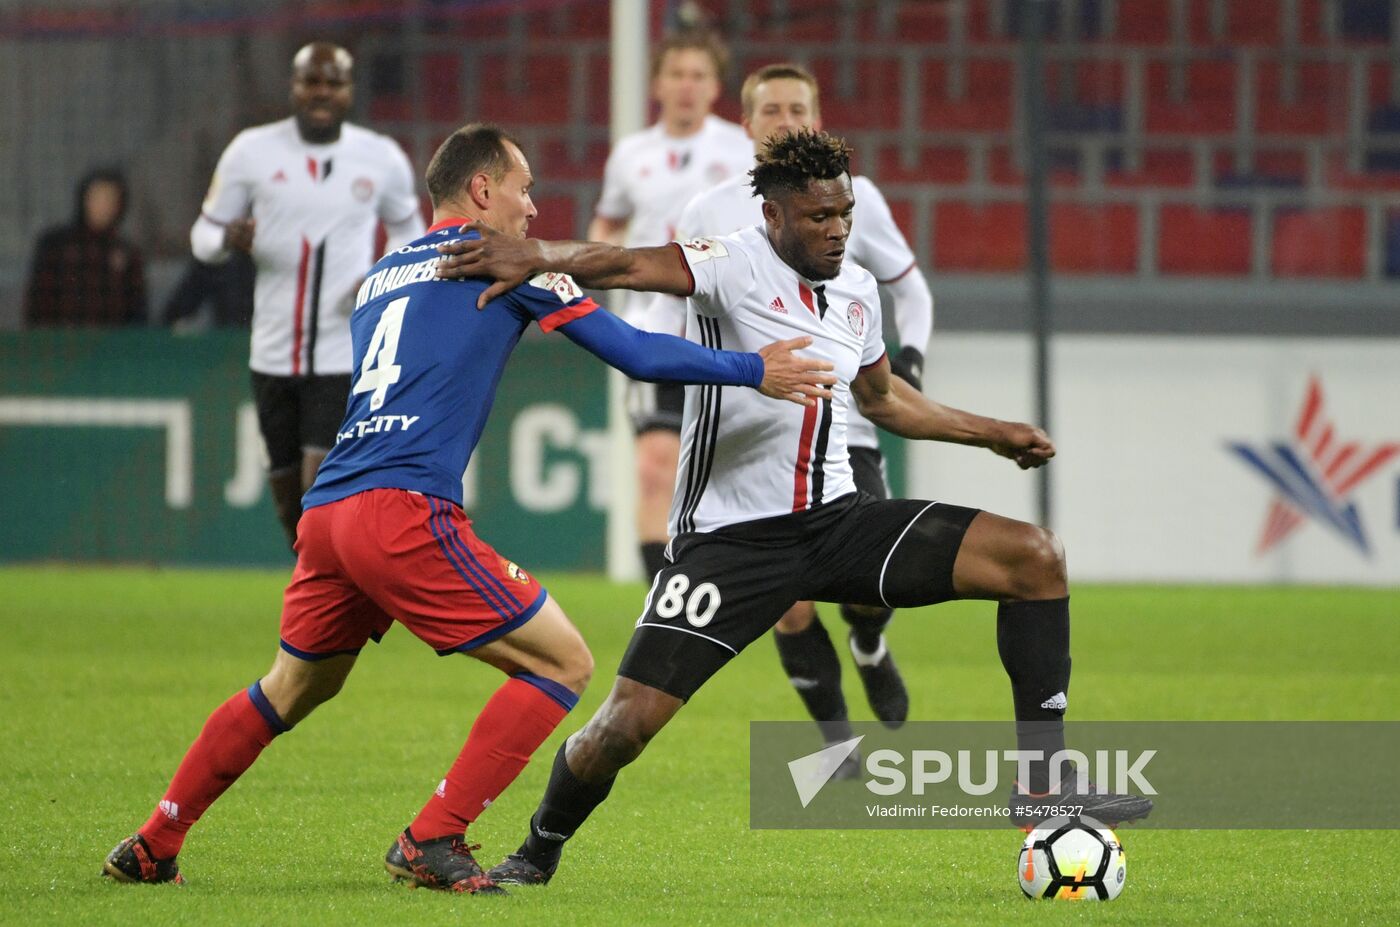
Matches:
[680,237,727,263]
[528,272,584,303]
[352,177,375,202]
[846,301,866,336]
[504,560,531,584]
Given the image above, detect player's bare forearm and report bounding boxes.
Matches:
[852,360,1055,469]
[436,223,691,307]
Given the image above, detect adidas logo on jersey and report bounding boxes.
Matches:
[768,296,787,314]
[271,169,287,183]
[1040,691,1068,711]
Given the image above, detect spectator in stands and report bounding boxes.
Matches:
[24,168,147,327]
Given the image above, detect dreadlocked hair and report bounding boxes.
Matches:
[749,128,852,199]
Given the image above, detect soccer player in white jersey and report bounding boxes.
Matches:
[191,42,425,548]
[435,130,1153,883]
[642,63,935,754]
[587,31,753,581]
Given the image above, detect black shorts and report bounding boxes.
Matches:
[617,492,980,701]
[628,381,685,436]
[250,371,352,471]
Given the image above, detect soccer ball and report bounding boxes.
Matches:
[1017,816,1126,901]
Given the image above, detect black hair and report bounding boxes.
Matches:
[749,128,851,200]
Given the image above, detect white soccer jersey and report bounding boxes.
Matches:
[645,172,922,449]
[668,226,887,536]
[197,118,423,376]
[594,115,752,249]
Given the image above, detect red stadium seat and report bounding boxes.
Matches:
[1105,149,1195,188]
[1158,205,1253,274]
[890,1,951,42]
[934,202,1026,272]
[533,137,611,182]
[1296,0,1330,44]
[988,146,1081,187]
[921,59,1014,131]
[1073,58,1127,106]
[809,57,903,129]
[1116,0,1173,44]
[527,195,581,241]
[1256,61,1349,136]
[1050,203,1139,273]
[420,53,463,122]
[884,197,916,243]
[1272,207,1367,277]
[1325,151,1400,190]
[1368,61,1394,106]
[477,53,572,124]
[875,145,970,184]
[1145,59,1237,134]
[1227,0,1284,43]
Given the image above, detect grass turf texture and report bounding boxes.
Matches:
[1,567,1397,925]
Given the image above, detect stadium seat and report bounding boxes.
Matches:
[809,57,903,129]
[921,59,1014,131]
[988,145,1082,187]
[1115,0,1173,44]
[1157,205,1253,274]
[1256,61,1349,135]
[933,201,1026,272]
[420,53,464,122]
[533,137,611,182]
[1049,203,1139,273]
[477,53,571,124]
[875,144,970,184]
[527,195,581,241]
[1226,0,1284,44]
[1217,148,1308,188]
[1271,206,1367,277]
[1339,0,1392,42]
[1073,58,1127,106]
[891,1,951,43]
[1104,148,1195,188]
[1145,59,1237,133]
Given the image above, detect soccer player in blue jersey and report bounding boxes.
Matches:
[101,124,835,894]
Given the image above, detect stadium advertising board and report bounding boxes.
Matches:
[912,335,1400,586]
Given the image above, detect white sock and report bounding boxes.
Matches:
[849,634,887,668]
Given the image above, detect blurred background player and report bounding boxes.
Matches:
[587,30,753,580]
[190,41,425,549]
[641,63,936,755]
[24,167,147,328]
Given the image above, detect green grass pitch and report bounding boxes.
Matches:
[1,567,1397,925]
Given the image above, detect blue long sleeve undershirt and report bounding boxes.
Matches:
[556,307,763,388]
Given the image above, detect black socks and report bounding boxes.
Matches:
[523,742,616,864]
[996,596,1072,794]
[773,614,853,744]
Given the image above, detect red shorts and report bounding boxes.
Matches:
[279,489,546,658]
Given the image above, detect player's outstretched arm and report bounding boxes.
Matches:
[436,222,693,309]
[851,356,1054,469]
[557,309,834,407]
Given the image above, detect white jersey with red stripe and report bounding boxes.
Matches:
[594,115,752,250]
[199,117,423,375]
[645,172,919,449]
[668,226,886,536]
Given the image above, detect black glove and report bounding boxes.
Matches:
[888,346,924,392]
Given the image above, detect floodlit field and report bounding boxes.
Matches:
[2,567,1397,925]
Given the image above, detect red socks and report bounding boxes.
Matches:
[410,673,577,841]
[138,682,287,859]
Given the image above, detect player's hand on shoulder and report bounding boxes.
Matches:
[435,221,541,308]
[756,337,837,407]
[224,218,255,253]
[988,422,1055,469]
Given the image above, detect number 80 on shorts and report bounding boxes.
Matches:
[652,574,722,628]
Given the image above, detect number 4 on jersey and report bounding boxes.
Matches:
[354,295,407,411]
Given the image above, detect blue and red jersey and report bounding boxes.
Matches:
[303,219,600,509]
